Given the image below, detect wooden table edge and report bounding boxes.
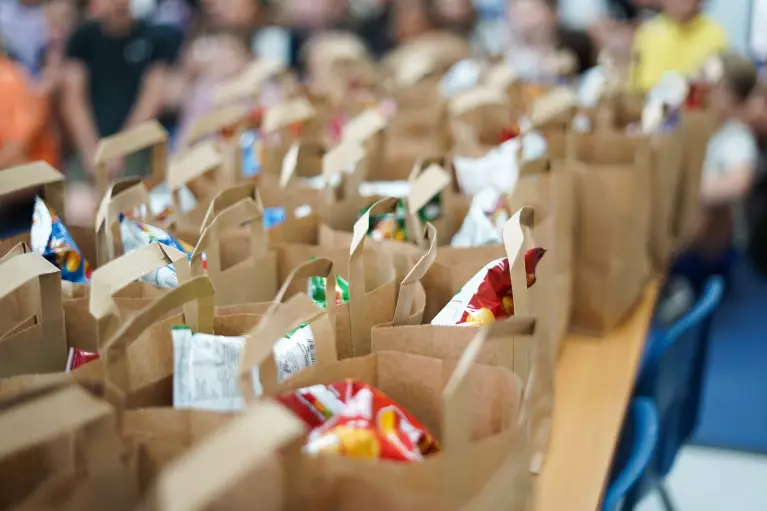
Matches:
[532,280,660,511]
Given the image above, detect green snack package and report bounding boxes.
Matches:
[309,270,350,308]
[363,194,442,242]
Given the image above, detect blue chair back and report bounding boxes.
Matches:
[603,398,659,511]
[636,276,725,476]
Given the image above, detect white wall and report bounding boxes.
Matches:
[558,0,755,55]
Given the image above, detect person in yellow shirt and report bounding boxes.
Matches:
[631,0,727,91]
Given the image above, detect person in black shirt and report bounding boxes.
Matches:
[61,0,174,183]
[746,82,767,275]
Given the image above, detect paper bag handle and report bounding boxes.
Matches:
[89,242,190,349]
[0,385,120,473]
[0,162,66,222]
[502,206,544,319]
[191,198,267,282]
[100,276,215,407]
[238,292,336,399]
[0,241,32,263]
[167,140,223,193]
[441,318,535,504]
[153,399,305,511]
[93,120,168,198]
[406,161,451,249]
[392,223,437,326]
[0,253,62,331]
[348,196,399,357]
[94,177,155,266]
[269,257,338,332]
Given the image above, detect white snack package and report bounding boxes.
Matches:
[440,59,484,97]
[641,72,688,133]
[172,324,317,412]
[577,65,609,108]
[453,132,547,196]
[148,182,197,218]
[358,180,410,198]
[118,218,192,288]
[451,188,508,247]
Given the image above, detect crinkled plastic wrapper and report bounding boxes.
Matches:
[451,188,509,247]
[277,379,440,462]
[171,324,318,411]
[119,215,198,288]
[366,195,441,243]
[30,196,92,283]
[431,248,546,326]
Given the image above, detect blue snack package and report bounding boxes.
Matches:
[30,196,92,283]
[241,129,261,177]
[263,207,286,229]
[118,215,197,288]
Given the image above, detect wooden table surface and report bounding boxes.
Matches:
[532,281,660,511]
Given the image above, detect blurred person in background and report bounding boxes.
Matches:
[505,0,596,81]
[589,0,659,60]
[61,0,175,221]
[0,43,59,233]
[672,54,759,295]
[0,0,47,75]
[631,0,726,91]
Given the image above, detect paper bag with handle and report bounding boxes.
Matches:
[508,152,574,348]
[0,252,68,377]
[94,177,200,268]
[0,162,97,265]
[165,140,225,231]
[373,206,555,473]
[270,197,398,360]
[93,120,168,200]
[190,183,280,307]
[565,130,652,334]
[261,97,320,175]
[239,290,529,509]
[0,382,134,510]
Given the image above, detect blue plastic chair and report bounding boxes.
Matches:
[603,398,660,511]
[634,276,725,510]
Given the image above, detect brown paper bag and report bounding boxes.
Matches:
[261,97,322,175]
[165,140,225,231]
[240,296,529,510]
[0,162,97,266]
[0,383,132,509]
[673,110,719,253]
[565,130,652,334]
[0,241,171,355]
[189,184,280,307]
[94,178,200,267]
[373,206,555,474]
[93,120,168,200]
[144,399,305,511]
[320,161,466,285]
[508,156,574,346]
[73,276,266,409]
[0,253,68,377]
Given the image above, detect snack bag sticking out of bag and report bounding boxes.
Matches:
[65,348,100,373]
[278,379,440,462]
[119,215,197,288]
[241,129,262,177]
[365,195,441,243]
[308,269,350,307]
[451,188,510,248]
[431,248,546,326]
[30,196,92,283]
[172,322,318,412]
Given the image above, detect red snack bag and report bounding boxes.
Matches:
[431,248,546,326]
[278,380,439,462]
[65,348,99,373]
